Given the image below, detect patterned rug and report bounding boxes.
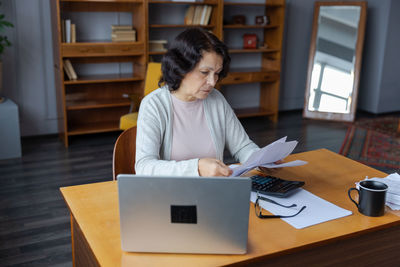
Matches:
[355,116,400,141]
[339,124,400,173]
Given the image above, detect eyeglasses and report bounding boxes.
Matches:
[254,193,306,219]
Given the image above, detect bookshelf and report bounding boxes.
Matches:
[147,0,222,61]
[147,0,284,121]
[50,0,285,146]
[50,0,147,147]
[220,0,285,121]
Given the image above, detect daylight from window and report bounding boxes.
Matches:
[308,63,353,113]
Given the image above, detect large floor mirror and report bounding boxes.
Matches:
[303,1,367,122]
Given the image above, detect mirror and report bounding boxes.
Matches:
[303,2,367,122]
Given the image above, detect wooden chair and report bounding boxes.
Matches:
[112,126,137,180]
[119,62,162,130]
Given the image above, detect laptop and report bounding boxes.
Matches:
[117,174,251,254]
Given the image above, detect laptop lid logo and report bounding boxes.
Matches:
[170,205,197,224]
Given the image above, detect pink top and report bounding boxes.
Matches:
[170,94,217,161]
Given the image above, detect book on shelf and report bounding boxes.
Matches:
[111,25,134,31]
[111,25,136,42]
[61,19,65,43]
[65,19,71,43]
[199,5,208,25]
[200,5,212,25]
[63,62,72,80]
[184,6,195,25]
[149,40,168,52]
[71,24,76,43]
[63,59,78,80]
[184,5,212,26]
[62,19,76,43]
[203,5,212,25]
[111,31,136,42]
[111,32,136,38]
[193,5,203,25]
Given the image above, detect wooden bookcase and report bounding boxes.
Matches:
[51,0,284,146]
[147,0,222,62]
[219,0,285,121]
[50,0,147,147]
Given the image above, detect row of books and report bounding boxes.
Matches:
[111,25,136,42]
[61,19,76,43]
[149,40,168,52]
[184,5,213,25]
[63,59,77,80]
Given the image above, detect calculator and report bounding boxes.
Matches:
[250,175,305,198]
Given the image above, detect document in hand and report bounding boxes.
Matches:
[230,137,308,177]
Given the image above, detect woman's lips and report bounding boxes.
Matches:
[201,88,212,93]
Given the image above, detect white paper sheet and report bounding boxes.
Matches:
[260,160,308,169]
[230,136,308,177]
[386,201,400,210]
[250,189,352,229]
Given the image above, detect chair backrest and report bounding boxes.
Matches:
[144,62,162,96]
[113,126,137,180]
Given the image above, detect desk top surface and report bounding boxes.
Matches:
[60,149,400,266]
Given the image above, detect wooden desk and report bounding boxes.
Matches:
[61,149,400,266]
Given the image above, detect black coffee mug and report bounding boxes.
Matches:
[348,180,388,217]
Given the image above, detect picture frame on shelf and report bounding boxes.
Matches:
[255,15,270,26]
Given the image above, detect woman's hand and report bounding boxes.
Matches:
[198,158,233,177]
[259,160,285,174]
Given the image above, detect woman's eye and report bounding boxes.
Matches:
[201,71,209,75]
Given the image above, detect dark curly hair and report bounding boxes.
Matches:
[159,28,230,91]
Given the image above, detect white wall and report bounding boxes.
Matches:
[357,0,391,113]
[1,0,399,137]
[1,0,58,136]
[279,0,316,110]
[376,0,400,113]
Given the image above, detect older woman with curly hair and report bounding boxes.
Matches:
[135,28,260,177]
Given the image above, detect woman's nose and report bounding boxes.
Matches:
[207,75,216,86]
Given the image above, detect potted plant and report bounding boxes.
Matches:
[0,2,13,103]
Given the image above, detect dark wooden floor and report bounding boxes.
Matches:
[0,110,393,266]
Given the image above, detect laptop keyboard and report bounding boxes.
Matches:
[250,175,305,198]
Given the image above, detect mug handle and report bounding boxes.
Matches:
[348,188,359,208]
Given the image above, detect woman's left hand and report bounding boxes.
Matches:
[198,158,233,177]
[259,160,284,174]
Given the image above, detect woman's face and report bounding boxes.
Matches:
[175,51,223,102]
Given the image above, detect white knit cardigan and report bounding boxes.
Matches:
[135,86,260,176]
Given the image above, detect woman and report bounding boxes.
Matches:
[135,28,260,177]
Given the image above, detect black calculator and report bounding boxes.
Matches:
[250,175,305,198]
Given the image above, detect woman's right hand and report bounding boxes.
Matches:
[198,158,233,177]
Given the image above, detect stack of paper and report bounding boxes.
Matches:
[363,173,400,210]
[230,137,308,177]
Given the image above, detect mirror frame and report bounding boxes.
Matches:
[303,1,367,122]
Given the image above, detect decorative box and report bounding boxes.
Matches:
[243,34,258,49]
